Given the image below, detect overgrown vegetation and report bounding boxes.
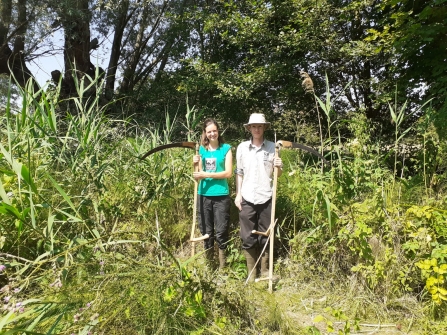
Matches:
[1,70,447,334]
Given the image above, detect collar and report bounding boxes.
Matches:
[249,138,265,149]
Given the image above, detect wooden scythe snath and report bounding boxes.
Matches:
[252,142,280,293]
[252,140,328,292]
[140,142,209,256]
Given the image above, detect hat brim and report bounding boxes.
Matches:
[244,123,270,131]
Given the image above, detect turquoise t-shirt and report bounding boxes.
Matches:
[198,143,231,196]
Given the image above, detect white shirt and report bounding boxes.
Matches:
[235,139,275,204]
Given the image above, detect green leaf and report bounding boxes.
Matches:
[313,315,325,323]
[0,179,11,205]
[0,203,23,221]
[45,173,80,218]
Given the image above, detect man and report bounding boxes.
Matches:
[235,113,282,282]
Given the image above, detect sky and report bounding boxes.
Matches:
[27,30,111,87]
[29,50,110,88]
[29,55,64,87]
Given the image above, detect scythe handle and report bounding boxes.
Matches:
[268,143,280,293]
[190,143,200,256]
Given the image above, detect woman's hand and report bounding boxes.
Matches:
[193,155,201,164]
[193,171,206,180]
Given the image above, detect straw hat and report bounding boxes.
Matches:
[243,113,271,131]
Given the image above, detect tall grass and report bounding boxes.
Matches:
[0,72,261,334]
[1,72,447,334]
[283,79,446,314]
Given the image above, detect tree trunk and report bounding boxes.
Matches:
[0,0,39,92]
[60,0,92,95]
[105,0,132,100]
[119,1,168,94]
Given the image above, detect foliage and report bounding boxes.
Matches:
[281,77,447,313]
[0,71,258,333]
[2,0,445,143]
[2,68,447,333]
[313,307,360,335]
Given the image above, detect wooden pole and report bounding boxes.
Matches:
[252,143,280,291]
[190,143,199,256]
[190,143,209,256]
[268,143,279,293]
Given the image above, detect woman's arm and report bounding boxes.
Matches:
[193,149,232,180]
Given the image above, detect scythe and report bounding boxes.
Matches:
[251,140,329,292]
[140,142,209,256]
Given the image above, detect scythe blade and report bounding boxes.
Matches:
[139,142,197,160]
[277,140,329,165]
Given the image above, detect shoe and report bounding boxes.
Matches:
[218,248,226,270]
[243,247,258,282]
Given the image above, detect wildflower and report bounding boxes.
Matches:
[16,302,22,307]
[13,288,20,293]
[86,302,92,308]
[0,265,6,273]
[49,278,62,288]
[4,296,10,302]
[74,313,81,322]
[90,313,99,321]
[347,138,360,148]
[0,285,10,293]
[19,307,24,313]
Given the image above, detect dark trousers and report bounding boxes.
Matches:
[197,195,231,250]
[239,197,272,250]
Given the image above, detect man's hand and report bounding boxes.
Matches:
[234,194,242,211]
[274,157,282,168]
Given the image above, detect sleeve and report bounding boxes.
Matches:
[235,144,244,176]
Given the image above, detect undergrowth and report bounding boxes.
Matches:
[0,73,447,334]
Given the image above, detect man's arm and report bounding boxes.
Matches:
[234,145,243,211]
[234,173,243,211]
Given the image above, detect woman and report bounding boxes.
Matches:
[193,118,232,269]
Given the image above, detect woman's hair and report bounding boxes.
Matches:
[201,118,224,148]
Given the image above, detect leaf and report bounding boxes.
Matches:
[0,203,23,221]
[389,104,397,124]
[0,309,14,331]
[45,173,80,218]
[0,179,11,205]
[313,315,325,323]
[19,163,38,195]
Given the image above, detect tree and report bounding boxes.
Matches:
[0,0,41,92]
[0,0,191,107]
[367,0,447,135]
